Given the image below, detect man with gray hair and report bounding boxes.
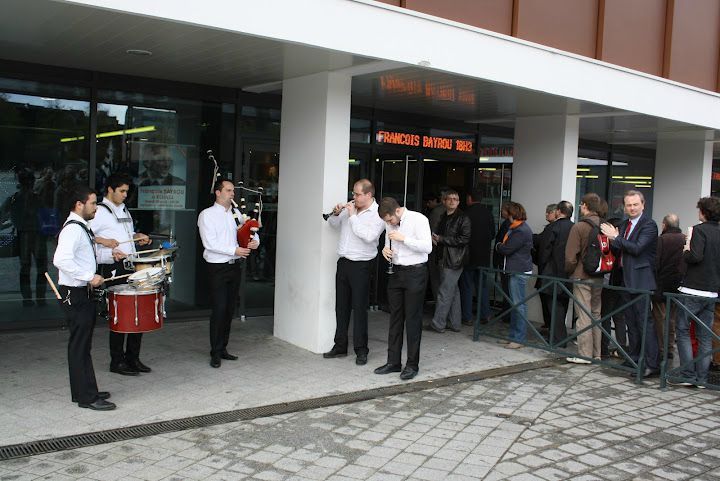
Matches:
[652,213,684,359]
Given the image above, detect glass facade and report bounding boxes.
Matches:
[0,73,278,328]
[0,87,90,325]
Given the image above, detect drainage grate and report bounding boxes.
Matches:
[0,358,560,460]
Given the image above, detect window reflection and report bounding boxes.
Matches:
[0,90,89,322]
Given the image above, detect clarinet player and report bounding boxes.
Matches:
[323,179,385,365]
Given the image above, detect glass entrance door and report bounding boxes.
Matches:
[239,142,279,317]
[379,154,419,209]
[474,164,512,230]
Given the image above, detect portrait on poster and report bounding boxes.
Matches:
[134,143,188,210]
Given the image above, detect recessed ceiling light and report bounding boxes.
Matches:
[126,49,152,56]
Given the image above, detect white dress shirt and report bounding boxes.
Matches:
[53,213,98,286]
[384,208,432,266]
[327,200,386,261]
[89,198,136,264]
[198,202,260,264]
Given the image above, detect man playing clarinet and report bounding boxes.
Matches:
[323,179,386,365]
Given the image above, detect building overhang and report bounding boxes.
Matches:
[1,0,719,151]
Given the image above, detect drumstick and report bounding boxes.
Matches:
[118,234,151,245]
[103,273,134,282]
[44,272,62,300]
[134,248,161,255]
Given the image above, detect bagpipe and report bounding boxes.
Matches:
[208,150,263,248]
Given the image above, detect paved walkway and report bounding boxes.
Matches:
[2,364,719,481]
[0,312,548,446]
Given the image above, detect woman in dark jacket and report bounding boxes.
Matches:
[496,202,534,348]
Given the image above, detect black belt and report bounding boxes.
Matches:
[393,263,426,271]
[59,285,90,291]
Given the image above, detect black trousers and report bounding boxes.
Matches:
[386,264,428,370]
[60,285,99,404]
[207,261,243,358]
[621,290,659,370]
[545,294,570,347]
[334,258,372,355]
[601,288,627,356]
[100,262,143,365]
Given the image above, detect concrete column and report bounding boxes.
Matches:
[511,115,579,232]
[274,72,351,353]
[652,130,713,230]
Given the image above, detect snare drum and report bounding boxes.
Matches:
[107,284,164,333]
[125,254,174,275]
[127,266,165,288]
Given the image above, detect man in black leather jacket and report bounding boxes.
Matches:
[427,189,471,333]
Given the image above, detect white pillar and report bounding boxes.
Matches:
[653,130,713,230]
[274,72,351,353]
[511,115,579,232]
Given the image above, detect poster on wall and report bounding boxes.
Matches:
[134,142,188,210]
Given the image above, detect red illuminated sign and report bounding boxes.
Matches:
[376,130,474,154]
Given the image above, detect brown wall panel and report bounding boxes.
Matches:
[405,0,513,35]
[597,0,666,77]
[513,0,599,58]
[375,0,402,6]
[665,0,720,91]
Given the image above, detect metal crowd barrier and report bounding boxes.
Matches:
[472,267,655,383]
[660,292,720,390]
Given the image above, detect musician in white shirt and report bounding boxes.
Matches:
[198,179,259,368]
[323,179,386,365]
[53,185,115,410]
[374,197,432,381]
[90,173,152,376]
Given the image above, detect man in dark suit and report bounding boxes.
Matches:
[601,190,659,376]
[459,189,496,326]
[537,200,574,346]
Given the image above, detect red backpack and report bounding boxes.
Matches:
[580,219,615,276]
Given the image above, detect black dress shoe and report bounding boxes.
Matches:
[400,366,418,380]
[221,351,238,361]
[630,368,660,378]
[461,319,474,326]
[110,362,139,376]
[447,326,461,333]
[374,363,402,375]
[78,399,116,411]
[72,391,110,402]
[356,353,368,366]
[127,360,152,373]
[210,357,221,368]
[323,348,348,359]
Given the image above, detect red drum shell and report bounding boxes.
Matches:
[107,285,164,333]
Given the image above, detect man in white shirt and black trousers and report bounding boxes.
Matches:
[375,197,433,380]
[53,185,116,410]
[91,173,152,376]
[198,179,259,368]
[323,179,386,365]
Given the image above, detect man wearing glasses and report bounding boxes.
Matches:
[324,179,386,366]
[426,189,471,333]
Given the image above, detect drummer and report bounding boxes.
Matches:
[54,185,115,410]
[91,173,152,376]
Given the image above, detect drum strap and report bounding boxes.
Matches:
[60,220,97,273]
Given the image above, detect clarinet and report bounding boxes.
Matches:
[386,237,394,275]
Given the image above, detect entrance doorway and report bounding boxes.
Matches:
[239,142,279,317]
